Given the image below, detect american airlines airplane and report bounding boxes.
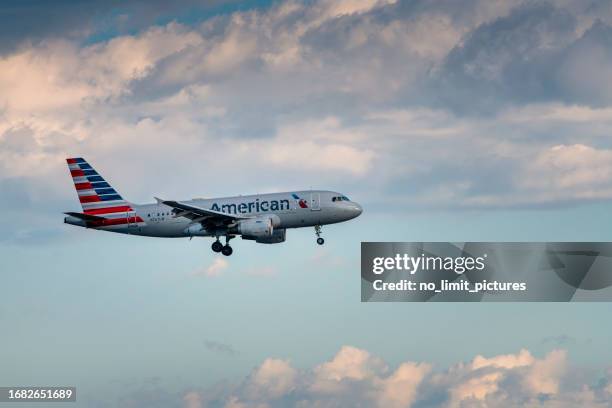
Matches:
[63,158,363,256]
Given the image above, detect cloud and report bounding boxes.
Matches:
[310,345,388,392]
[520,144,612,202]
[432,2,577,113]
[0,0,229,55]
[0,22,201,115]
[448,372,504,404]
[130,345,611,408]
[524,349,567,395]
[431,2,612,113]
[556,20,612,106]
[264,118,375,176]
[101,346,612,407]
[223,345,430,407]
[5,0,612,246]
[192,258,229,278]
[245,358,298,400]
[471,348,534,370]
[436,349,567,406]
[183,391,203,408]
[375,361,431,408]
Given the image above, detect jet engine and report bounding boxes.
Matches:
[236,215,280,238]
[238,217,272,237]
[254,229,286,244]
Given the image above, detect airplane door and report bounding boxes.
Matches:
[127,210,138,229]
[310,192,321,211]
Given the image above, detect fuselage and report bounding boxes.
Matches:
[65,190,362,238]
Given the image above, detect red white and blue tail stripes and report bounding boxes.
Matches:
[66,158,144,227]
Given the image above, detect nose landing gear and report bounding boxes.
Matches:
[315,225,324,245]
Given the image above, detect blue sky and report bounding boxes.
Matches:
[2,0,612,407]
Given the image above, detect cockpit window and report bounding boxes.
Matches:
[341,196,350,201]
[332,195,350,202]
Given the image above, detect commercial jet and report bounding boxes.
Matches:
[63,158,362,256]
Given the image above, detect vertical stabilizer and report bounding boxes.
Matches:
[66,158,143,226]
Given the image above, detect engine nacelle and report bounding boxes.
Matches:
[237,215,280,238]
[242,229,286,244]
[238,217,272,237]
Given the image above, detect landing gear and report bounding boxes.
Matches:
[211,235,234,255]
[221,245,233,256]
[211,240,223,253]
[214,235,233,256]
[315,225,324,245]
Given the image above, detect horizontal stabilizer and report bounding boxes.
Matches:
[64,212,107,222]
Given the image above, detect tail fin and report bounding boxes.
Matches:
[66,157,132,216]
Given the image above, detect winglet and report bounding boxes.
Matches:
[154,197,164,204]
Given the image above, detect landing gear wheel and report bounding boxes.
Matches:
[211,240,223,253]
[314,225,324,245]
[221,245,233,256]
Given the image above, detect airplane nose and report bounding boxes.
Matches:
[351,203,363,218]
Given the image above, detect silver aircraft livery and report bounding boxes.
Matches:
[63,158,363,256]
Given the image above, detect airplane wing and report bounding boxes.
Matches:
[160,199,249,224]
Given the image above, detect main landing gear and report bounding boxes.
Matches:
[211,236,234,256]
[211,240,223,253]
[315,225,324,245]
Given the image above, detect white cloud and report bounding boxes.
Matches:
[524,349,567,395]
[173,346,611,408]
[521,144,612,201]
[318,0,397,19]
[375,361,431,408]
[192,258,229,278]
[0,22,201,114]
[447,349,569,407]
[311,345,386,392]
[449,372,504,404]
[472,348,534,370]
[246,358,297,399]
[183,391,203,408]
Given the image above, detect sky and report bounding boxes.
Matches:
[2,0,612,406]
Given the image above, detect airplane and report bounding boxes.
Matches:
[63,158,363,256]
